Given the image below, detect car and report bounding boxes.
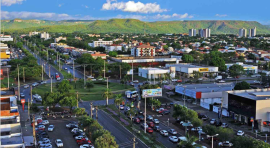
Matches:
[160,130,169,136]
[152,119,159,124]
[66,122,78,128]
[169,136,179,143]
[198,114,209,120]
[253,80,261,84]
[146,115,153,120]
[141,123,148,129]
[41,81,47,84]
[221,123,229,128]
[191,127,202,132]
[147,122,155,128]
[138,110,143,114]
[162,80,169,84]
[48,125,54,131]
[237,130,244,136]
[146,127,154,133]
[168,129,177,135]
[119,105,124,110]
[20,93,25,98]
[178,136,187,142]
[161,110,170,115]
[133,118,140,124]
[32,82,39,87]
[171,79,178,82]
[24,84,29,88]
[42,120,49,125]
[77,140,91,146]
[125,107,130,111]
[156,108,164,113]
[38,139,51,145]
[158,108,165,114]
[37,124,46,129]
[210,119,217,125]
[55,139,63,147]
[39,143,52,148]
[215,121,223,127]
[218,141,233,147]
[80,144,94,148]
[138,115,144,121]
[76,138,90,143]
[64,67,68,70]
[153,126,161,131]
[71,128,83,133]
[263,121,270,126]
[177,79,182,83]
[133,80,139,83]
[75,136,85,140]
[218,80,226,83]
[33,94,41,99]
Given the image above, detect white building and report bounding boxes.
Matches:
[165,63,219,77]
[131,44,156,57]
[249,27,257,37]
[29,31,40,37]
[88,39,113,48]
[40,32,50,40]
[239,28,247,37]
[138,67,175,80]
[105,44,122,52]
[199,28,211,38]
[180,47,192,53]
[189,29,197,37]
[54,36,66,43]
[0,34,13,42]
[225,62,258,74]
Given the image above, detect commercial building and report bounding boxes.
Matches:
[131,44,156,57]
[176,83,234,116]
[225,62,258,74]
[105,44,122,52]
[88,39,113,48]
[0,43,10,59]
[239,28,247,37]
[249,27,257,37]
[29,31,40,37]
[199,28,211,38]
[40,32,50,40]
[189,29,197,37]
[91,53,107,60]
[222,89,270,131]
[0,34,13,42]
[165,63,219,77]
[138,67,175,80]
[54,36,66,43]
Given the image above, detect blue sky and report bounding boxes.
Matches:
[1,0,270,24]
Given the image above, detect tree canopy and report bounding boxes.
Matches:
[234,81,250,90]
[229,64,244,78]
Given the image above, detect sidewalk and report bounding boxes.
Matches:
[19,105,33,137]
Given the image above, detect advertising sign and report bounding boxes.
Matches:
[142,89,162,98]
[199,68,209,72]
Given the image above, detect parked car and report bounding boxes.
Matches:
[169,136,179,143]
[76,138,90,144]
[160,130,168,136]
[24,84,29,88]
[177,79,182,83]
[218,141,233,147]
[20,93,25,98]
[138,110,143,114]
[178,136,187,142]
[39,143,52,148]
[32,82,39,87]
[171,79,178,82]
[48,125,54,132]
[75,136,85,140]
[38,139,51,145]
[147,122,155,128]
[191,127,202,132]
[77,140,91,146]
[141,123,148,129]
[147,115,153,120]
[80,144,94,148]
[153,126,161,131]
[41,81,47,84]
[168,129,177,135]
[133,118,140,124]
[221,123,229,128]
[138,115,144,121]
[133,80,139,83]
[33,94,41,99]
[119,105,124,110]
[55,139,63,147]
[152,119,159,124]
[237,130,244,136]
[210,119,217,125]
[198,114,209,120]
[42,120,49,125]
[156,108,164,113]
[161,110,170,115]
[146,127,154,133]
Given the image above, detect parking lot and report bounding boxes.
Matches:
[40,117,78,148]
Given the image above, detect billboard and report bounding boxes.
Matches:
[199,68,209,72]
[142,89,162,98]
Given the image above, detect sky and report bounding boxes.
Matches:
[1,0,270,24]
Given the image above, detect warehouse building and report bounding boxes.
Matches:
[225,62,258,74]
[138,67,175,80]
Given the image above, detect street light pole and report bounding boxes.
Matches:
[132,60,134,82]
[106,77,109,106]
[17,64,20,101]
[84,65,86,88]
[30,86,32,104]
[207,134,219,148]
[50,77,52,93]
[144,97,147,133]
[49,65,51,77]
[7,68,9,88]
[119,65,121,79]
[42,65,44,81]
[23,67,25,83]
[104,60,105,78]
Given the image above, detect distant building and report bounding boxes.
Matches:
[88,39,113,48]
[239,28,247,37]
[40,32,50,40]
[225,62,258,74]
[0,34,13,42]
[189,29,197,37]
[91,52,107,60]
[131,44,156,57]
[199,28,211,38]
[75,36,82,41]
[29,31,40,37]
[138,67,175,79]
[54,36,66,43]
[88,34,100,37]
[105,44,122,52]
[249,27,257,37]
[0,43,10,59]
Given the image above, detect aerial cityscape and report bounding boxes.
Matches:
[1,0,270,148]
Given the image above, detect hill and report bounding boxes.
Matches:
[2,19,270,34]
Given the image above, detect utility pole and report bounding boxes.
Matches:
[104,60,105,78]
[73,60,75,80]
[77,91,79,108]
[49,65,51,77]
[42,65,44,81]
[56,52,58,64]
[28,101,30,120]
[58,55,60,71]
[106,77,109,106]
[50,77,52,93]
[30,86,33,104]
[47,49,49,61]
[95,106,98,119]
[17,65,20,101]
[144,97,146,133]
[7,68,9,88]
[119,65,121,79]
[90,102,93,118]
[133,137,136,148]
[84,65,86,88]
[33,115,36,147]
[91,65,92,76]
[23,67,25,83]
[132,60,134,81]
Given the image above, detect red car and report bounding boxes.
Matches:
[177,79,182,83]
[147,122,155,128]
[159,109,168,114]
[146,127,154,133]
[76,138,91,144]
[133,118,140,124]
[158,109,165,114]
[78,140,91,146]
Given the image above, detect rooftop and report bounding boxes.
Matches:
[228,89,270,100]
[1,136,23,145]
[167,63,217,68]
[176,83,234,93]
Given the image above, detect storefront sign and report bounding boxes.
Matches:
[142,89,162,98]
[199,68,209,72]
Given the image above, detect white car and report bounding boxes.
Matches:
[169,136,179,143]
[191,127,202,131]
[32,82,39,87]
[55,139,63,147]
[141,123,148,129]
[156,108,164,112]
[160,130,168,136]
[41,81,47,84]
[71,128,83,133]
[42,120,49,125]
[210,119,216,125]
[80,144,94,148]
[75,136,85,140]
[120,105,124,110]
[33,94,41,99]
[168,129,177,135]
[38,139,51,145]
[178,136,187,142]
[162,80,168,84]
[64,67,68,70]
[48,125,54,131]
[152,119,159,124]
[133,80,139,83]
[37,125,46,129]
[218,80,226,83]
[237,130,244,136]
[219,141,233,147]
[24,84,29,88]
[171,79,178,82]
[39,143,52,148]
[87,76,94,79]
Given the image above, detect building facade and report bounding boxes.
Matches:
[225,62,258,74]
[88,39,113,48]
[189,29,197,37]
[138,67,175,79]
[249,27,257,37]
[239,28,247,37]
[131,44,156,57]
[40,32,50,40]
[54,36,67,43]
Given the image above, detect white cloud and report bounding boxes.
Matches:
[82,5,89,8]
[102,0,167,13]
[116,13,193,20]
[1,0,24,6]
[215,14,228,17]
[58,4,64,7]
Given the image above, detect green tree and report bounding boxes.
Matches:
[92,129,110,141]
[95,133,118,148]
[193,71,203,82]
[234,81,250,90]
[73,107,86,116]
[102,89,114,105]
[163,45,169,50]
[211,57,227,72]
[182,54,194,63]
[78,115,94,133]
[217,127,234,141]
[177,134,200,148]
[57,80,73,94]
[202,125,218,136]
[43,92,63,108]
[16,42,23,49]
[108,51,118,57]
[231,136,254,148]
[114,94,124,117]
[228,64,244,78]
[59,96,77,111]
[238,56,245,62]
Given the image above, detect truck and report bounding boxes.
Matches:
[215,76,222,80]
[125,91,138,101]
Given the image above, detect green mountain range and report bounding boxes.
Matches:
[2,19,270,34]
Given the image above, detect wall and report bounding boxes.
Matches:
[201,92,222,99]
[256,100,270,121]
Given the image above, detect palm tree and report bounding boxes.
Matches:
[177,134,201,148]
[102,88,113,106]
[78,115,94,133]
[126,108,136,127]
[114,94,124,118]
